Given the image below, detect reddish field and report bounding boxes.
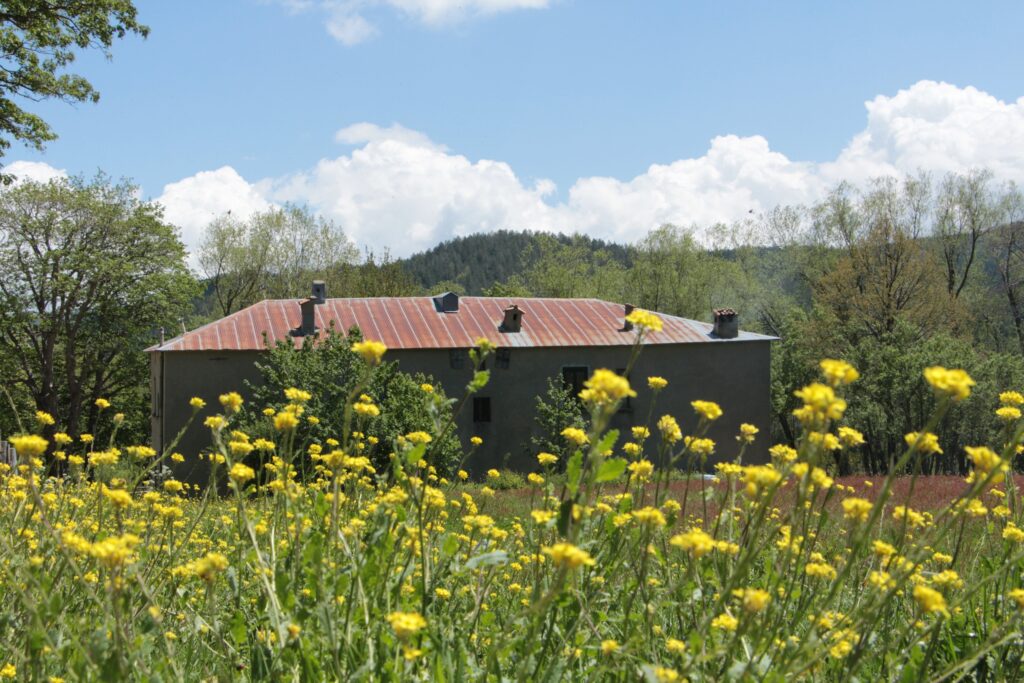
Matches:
[479,474,1024,521]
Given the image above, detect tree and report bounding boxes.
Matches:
[934,170,1006,298]
[198,205,359,316]
[989,188,1024,354]
[0,175,197,439]
[241,327,463,476]
[0,1,146,174]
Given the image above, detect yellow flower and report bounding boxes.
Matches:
[657,415,682,444]
[996,406,1021,422]
[457,470,469,481]
[1008,588,1024,609]
[769,444,798,463]
[101,485,133,508]
[527,473,544,485]
[932,570,963,590]
[691,400,723,421]
[1000,391,1024,406]
[805,562,837,580]
[742,464,781,497]
[274,411,299,432]
[542,542,595,569]
[229,463,255,485]
[578,368,636,407]
[218,392,243,413]
[9,434,48,458]
[204,415,226,430]
[648,376,668,391]
[600,639,619,655]
[965,445,1008,482]
[352,340,387,365]
[632,506,666,527]
[35,410,55,426]
[711,613,738,631]
[913,584,949,617]
[0,663,15,679]
[434,588,451,600]
[734,587,771,613]
[669,528,715,558]
[406,431,432,445]
[537,452,558,466]
[284,387,312,403]
[189,396,206,409]
[625,309,663,332]
[387,611,427,639]
[793,383,846,427]
[653,667,680,682]
[923,366,975,402]
[486,469,500,480]
[665,638,686,654]
[470,436,483,446]
[841,497,873,522]
[820,359,859,386]
[627,459,655,482]
[737,423,759,444]
[95,398,111,410]
[684,436,715,457]
[837,426,864,448]
[904,432,942,455]
[561,427,588,446]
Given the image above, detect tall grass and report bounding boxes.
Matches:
[1,316,1024,681]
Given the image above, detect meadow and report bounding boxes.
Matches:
[2,313,1024,681]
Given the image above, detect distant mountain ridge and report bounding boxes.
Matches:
[399,230,632,294]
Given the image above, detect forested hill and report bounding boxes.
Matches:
[399,230,632,294]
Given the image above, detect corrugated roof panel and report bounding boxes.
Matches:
[147,296,776,352]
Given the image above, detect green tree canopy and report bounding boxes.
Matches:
[0,175,197,440]
[0,0,146,174]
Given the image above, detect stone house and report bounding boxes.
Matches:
[148,287,775,478]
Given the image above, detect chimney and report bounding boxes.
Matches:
[311,280,327,304]
[433,291,459,313]
[713,308,739,339]
[292,281,326,337]
[623,303,635,331]
[501,304,523,332]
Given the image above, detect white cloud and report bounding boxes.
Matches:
[335,122,446,151]
[23,80,1022,260]
[3,160,67,183]
[279,0,550,45]
[154,166,272,260]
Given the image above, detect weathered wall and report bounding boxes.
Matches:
[151,340,772,483]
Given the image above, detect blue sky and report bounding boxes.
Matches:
[10,0,1024,256]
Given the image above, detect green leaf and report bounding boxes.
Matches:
[595,429,620,455]
[405,442,427,466]
[595,457,627,483]
[566,450,583,495]
[465,550,508,569]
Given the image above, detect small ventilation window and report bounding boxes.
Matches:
[449,349,467,369]
[496,348,511,369]
[562,366,589,398]
[473,397,492,423]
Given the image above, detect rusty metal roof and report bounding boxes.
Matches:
[147,297,775,353]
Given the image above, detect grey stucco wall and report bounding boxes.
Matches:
[151,340,772,483]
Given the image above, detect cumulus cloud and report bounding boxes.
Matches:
[21,80,1021,259]
[279,0,550,45]
[3,160,67,183]
[155,166,272,258]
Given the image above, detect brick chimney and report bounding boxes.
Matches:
[501,304,523,332]
[712,308,739,339]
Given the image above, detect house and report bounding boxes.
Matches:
[147,286,776,479]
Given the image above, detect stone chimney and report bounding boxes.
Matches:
[623,303,635,331]
[293,281,326,337]
[712,308,739,339]
[501,304,523,332]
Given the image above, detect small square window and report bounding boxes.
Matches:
[496,348,511,369]
[449,349,467,369]
[562,366,589,397]
[473,397,492,423]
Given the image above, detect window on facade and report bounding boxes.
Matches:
[562,366,589,398]
[473,396,492,422]
[496,348,511,369]
[449,349,466,369]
